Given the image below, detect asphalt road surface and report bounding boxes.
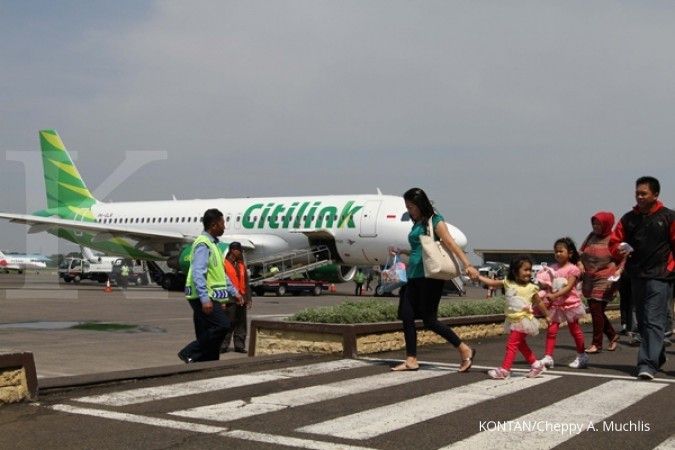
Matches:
[1,272,674,449]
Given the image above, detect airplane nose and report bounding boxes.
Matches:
[445,222,468,249]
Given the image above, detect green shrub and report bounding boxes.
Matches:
[288,298,506,324]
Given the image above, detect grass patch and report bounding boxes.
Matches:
[288,297,507,324]
[71,322,138,332]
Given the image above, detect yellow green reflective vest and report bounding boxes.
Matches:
[185,235,229,302]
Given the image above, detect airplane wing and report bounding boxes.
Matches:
[0,212,258,256]
[0,212,194,256]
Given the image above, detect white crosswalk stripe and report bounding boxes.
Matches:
[170,368,451,422]
[653,435,675,450]
[220,430,377,450]
[51,404,227,434]
[297,375,558,440]
[47,358,674,449]
[75,359,369,406]
[441,380,666,449]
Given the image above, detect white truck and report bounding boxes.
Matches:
[58,256,113,284]
[58,248,149,285]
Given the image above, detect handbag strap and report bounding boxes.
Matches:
[427,216,436,241]
[386,254,399,269]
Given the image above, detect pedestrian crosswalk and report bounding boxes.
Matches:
[441,380,665,449]
[76,358,369,406]
[298,376,556,440]
[48,357,675,449]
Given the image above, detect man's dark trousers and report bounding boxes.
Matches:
[222,302,247,352]
[180,299,231,361]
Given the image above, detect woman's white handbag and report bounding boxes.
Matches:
[420,216,461,280]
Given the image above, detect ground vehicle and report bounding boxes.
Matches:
[110,258,149,286]
[252,279,327,296]
[59,257,112,283]
[58,257,148,285]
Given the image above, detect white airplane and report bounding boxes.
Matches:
[0,130,468,289]
[0,250,48,272]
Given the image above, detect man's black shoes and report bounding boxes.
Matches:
[177,351,193,364]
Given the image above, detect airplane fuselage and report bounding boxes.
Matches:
[87,194,467,266]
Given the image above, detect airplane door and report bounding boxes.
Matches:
[359,200,381,237]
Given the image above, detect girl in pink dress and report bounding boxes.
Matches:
[539,237,588,369]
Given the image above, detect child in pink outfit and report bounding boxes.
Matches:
[539,237,588,370]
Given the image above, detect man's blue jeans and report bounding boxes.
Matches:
[632,278,673,375]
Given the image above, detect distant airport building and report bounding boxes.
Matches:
[474,249,555,266]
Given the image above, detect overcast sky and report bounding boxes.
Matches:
[1,1,674,259]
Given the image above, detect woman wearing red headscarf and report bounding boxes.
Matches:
[579,211,621,353]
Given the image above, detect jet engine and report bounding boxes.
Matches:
[307,264,358,283]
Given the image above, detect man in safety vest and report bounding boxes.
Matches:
[120,263,130,290]
[354,268,366,296]
[220,241,252,354]
[178,209,242,363]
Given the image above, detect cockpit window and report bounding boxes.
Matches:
[401,212,411,222]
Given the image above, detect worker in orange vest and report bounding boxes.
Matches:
[220,242,251,354]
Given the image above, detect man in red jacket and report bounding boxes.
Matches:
[610,176,675,380]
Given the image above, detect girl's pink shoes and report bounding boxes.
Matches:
[487,367,510,379]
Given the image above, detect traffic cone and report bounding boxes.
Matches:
[104,279,112,293]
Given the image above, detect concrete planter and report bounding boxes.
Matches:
[0,351,38,404]
[250,307,620,358]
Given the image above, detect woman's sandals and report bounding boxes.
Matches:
[458,348,476,373]
[391,362,420,372]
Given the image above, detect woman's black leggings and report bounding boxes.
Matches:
[400,277,462,356]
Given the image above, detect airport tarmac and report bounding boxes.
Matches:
[2,273,674,449]
[0,272,410,378]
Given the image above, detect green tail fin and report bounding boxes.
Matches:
[39,129,97,220]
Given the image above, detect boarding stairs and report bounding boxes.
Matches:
[247,245,333,286]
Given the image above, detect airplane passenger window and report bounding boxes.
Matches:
[236,216,241,222]
[152,218,156,223]
[401,212,411,221]
[181,217,185,222]
[226,217,230,222]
